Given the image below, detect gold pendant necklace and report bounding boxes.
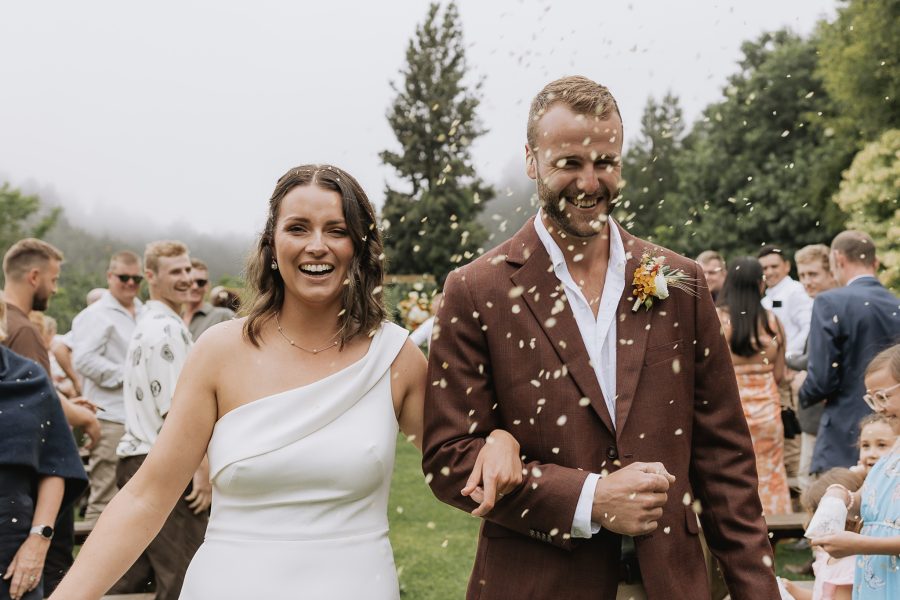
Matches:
[274,314,340,355]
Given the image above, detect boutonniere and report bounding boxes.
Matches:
[631,251,697,312]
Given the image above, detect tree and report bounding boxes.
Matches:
[817,0,900,141]
[380,1,493,283]
[0,182,61,277]
[832,129,900,292]
[658,30,850,259]
[617,92,685,241]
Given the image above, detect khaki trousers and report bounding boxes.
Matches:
[798,432,817,490]
[779,379,800,480]
[109,454,207,600]
[85,419,125,524]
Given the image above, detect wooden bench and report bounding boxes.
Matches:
[74,520,93,545]
[765,512,807,544]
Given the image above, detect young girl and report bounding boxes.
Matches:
[854,414,897,475]
[811,344,900,598]
[782,468,865,600]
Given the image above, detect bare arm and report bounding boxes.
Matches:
[392,339,427,451]
[49,333,220,600]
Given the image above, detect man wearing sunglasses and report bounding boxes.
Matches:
[182,258,234,341]
[71,250,145,527]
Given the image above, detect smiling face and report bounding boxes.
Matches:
[107,258,143,306]
[526,104,623,239]
[864,367,900,435]
[273,184,354,310]
[858,420,897,471]
[759,253,790,288]
[797,259,837,298]
[188,267,209,304]
[147,254,192,312]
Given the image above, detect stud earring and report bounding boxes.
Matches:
[270,260,278,271]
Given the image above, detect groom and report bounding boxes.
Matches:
[422,76,778,599]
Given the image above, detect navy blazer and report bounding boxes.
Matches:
[799,277,900,473]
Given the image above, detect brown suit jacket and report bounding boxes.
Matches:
[422,218,779,600]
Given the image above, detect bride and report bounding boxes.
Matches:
[50,164,523,599]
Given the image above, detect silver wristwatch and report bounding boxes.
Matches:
[29,524,54,540]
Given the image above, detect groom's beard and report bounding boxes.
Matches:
[536,172,612,239]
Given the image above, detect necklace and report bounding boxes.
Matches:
[274,314,340,355]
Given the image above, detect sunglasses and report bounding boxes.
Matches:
[113,274,143,284]
[863,382,900,410]
[192,278,209,287]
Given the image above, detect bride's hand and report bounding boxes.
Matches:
[462,429,524,517]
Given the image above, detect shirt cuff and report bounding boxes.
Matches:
[571,472,602,538]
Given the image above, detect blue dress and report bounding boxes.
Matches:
[854,449,900,598]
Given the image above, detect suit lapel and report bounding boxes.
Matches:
[508,219,615,436]
[613,231,654,438]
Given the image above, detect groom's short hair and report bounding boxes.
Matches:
[527,76,622,148]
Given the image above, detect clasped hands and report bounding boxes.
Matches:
[592,462,676,536]
[460,430,524,517]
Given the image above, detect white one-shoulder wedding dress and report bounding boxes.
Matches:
[179,322,408,599]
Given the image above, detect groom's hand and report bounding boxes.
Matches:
[591,462,675,536]
[462,429,524,517]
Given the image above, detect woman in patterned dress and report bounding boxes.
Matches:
[716,256,792,515]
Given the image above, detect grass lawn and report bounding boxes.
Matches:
[388,437,478,598]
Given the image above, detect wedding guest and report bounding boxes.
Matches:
[108,241,208,600]
[798,231,900,474]
[423,76,778,599]
[811,344,900,598]
[697,250,726,302]
[409,292,441,352]
[717,256,792,515]
[781,468,863,600]
[49,165,522,600]
[758,245,813,358]
[0,295,88,600]
[853,413,896,475]
[183,258,234,341]
[209,286,241,313]
[70,250,144,526]
[1,238,99,594]
[789,243,840,489]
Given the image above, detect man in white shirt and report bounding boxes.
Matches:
[758,245,813,358]
[423,76,777,599]
[71,250,144,525]
[112,241,209,600]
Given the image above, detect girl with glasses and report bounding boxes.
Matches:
[809,344,900,599]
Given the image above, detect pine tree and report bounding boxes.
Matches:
[380,1,493,283]
[617,92,685,242]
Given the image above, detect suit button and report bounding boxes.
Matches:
[606,446,618,460]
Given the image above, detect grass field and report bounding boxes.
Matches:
[387,435,813,598]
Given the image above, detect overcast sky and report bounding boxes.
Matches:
[0,0,836,238]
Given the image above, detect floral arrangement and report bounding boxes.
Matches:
[632,251,697,312]
[397,291,434,330]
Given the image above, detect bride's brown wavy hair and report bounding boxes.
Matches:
[243,164,387,348]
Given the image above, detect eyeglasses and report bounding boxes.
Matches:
[113,274,143,284]
[192,278,209,288]
[863,382,900,410]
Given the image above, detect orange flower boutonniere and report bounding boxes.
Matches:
[631,251,697,312]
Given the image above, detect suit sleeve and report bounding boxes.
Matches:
[798,295,842,408]
[687,262,779,599]
[422,268,588,551]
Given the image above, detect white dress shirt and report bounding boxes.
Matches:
[534,210,627,538]
[118,300,192,458]
[71,291,143,423]
[761,276,813,357]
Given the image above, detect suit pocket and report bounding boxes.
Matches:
[684,505,699,535]
[644,339,683,366]
[482,521,519,539]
